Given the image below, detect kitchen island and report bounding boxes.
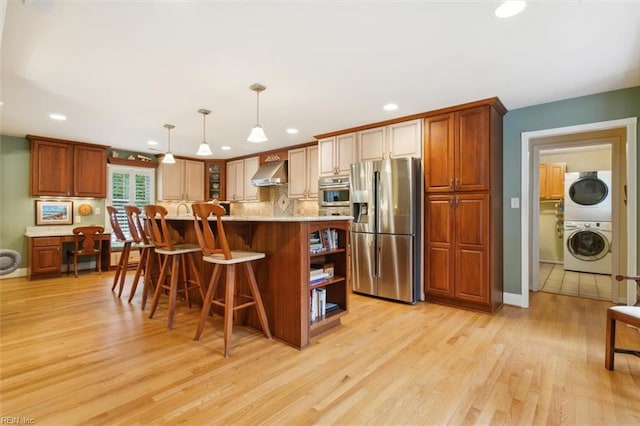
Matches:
[165,215,351,349]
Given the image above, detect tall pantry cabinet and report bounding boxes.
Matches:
[423,98,506,313]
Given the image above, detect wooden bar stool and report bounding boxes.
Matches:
[107,206,134,297]
[191,203,271,358]
[125,205,158,309]
[605,275,640,370]
[66,226,104,277]
[144,205,204,330]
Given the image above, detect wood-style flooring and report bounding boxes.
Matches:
[1,272,639,425]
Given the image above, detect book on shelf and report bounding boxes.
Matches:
[310,271,330,284]
[310,288,328,321]
[325,302,339,313]
[309,228,339,253]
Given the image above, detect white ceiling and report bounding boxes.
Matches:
[2,1,639,159]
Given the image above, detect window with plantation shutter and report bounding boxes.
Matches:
[107,165,155,247]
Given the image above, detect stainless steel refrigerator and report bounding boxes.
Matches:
[350,157,421,303]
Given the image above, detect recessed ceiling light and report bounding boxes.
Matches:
[495,1,526,18]
[286,128,299,135]
[49,113,67,121]
[221,146,231,151]
[147,140,159,146]
[383,103,398,111]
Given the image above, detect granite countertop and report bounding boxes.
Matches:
[164,215,353,222]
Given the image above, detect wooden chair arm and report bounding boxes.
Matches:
[615,274,640,282]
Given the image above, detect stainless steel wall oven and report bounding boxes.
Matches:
[318,176,350,208]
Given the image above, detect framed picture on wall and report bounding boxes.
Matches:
[35,200,73,225]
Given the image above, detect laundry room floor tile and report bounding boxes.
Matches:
[539,263,613,302]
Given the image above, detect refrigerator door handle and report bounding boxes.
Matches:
[374,170,380,234]
[373,234,380,278]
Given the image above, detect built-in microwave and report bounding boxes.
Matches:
[318,176,350,208]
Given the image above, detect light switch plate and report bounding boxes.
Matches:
[510,197,520,209]
[75,215,82,223]
[95,207,101,215]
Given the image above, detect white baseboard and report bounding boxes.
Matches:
[0,267,27,279]
[503,292,525,308]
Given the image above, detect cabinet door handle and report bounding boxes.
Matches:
[449,179,454,189]
[454,179,459,190]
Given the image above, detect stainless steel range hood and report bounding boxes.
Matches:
[251,160,288,186]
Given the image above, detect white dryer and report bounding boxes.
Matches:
[563,220,612,275]
[564,170,611,221]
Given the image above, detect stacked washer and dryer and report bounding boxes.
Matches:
[563,170,612,274]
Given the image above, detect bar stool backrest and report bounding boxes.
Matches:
[106,206,127,242]
[191,203,232,260]
[125,205,151,245]
[144,205,175,251]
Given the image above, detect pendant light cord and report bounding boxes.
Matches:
[256,91,260,126]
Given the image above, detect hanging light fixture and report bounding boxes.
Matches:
[247,83,268,143]
[196,108,213,156]
[162,123,176,164]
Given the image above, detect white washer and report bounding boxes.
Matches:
[564,170,611,221]
[563,220,612,274]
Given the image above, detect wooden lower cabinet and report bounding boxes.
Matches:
[29,237,63,277]
[425,193,502,312]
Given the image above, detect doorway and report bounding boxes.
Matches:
[520,117,637,308]
[537,143,615,302]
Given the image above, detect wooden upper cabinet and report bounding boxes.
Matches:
[73,145,108,197]
[358,119,422,162]
[539,163,566,200]
[423,113,455,192]
[288,146,318,199]
[318,133,356,177]
[243,156,259,201]
[156,158,205,201]
[358,127,386,162]
[226,159,244,201]
[424,105,491,193]
[387,119,422,159]
[28,135,107,197]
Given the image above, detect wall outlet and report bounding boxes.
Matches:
[510,197,520,209]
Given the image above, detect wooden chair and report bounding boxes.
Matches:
[191,203,271,358]
[144,205,204,330]
[605,275,640,370]
[107,206,135,297]
[124,205,158,309]
[66,226,104,278]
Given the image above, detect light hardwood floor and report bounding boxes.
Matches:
[1,272,639,425]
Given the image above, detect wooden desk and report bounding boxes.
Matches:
[27,233,111,280]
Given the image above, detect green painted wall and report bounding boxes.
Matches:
[503,86,640,294]
[0,136,31,266]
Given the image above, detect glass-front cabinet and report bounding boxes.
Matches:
[205,160,225,201]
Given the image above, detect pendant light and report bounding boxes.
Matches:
[196,108,213,156]
[247,83,268,143]
[162,124,176,164]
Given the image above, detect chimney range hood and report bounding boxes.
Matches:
[251,160,288,186]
